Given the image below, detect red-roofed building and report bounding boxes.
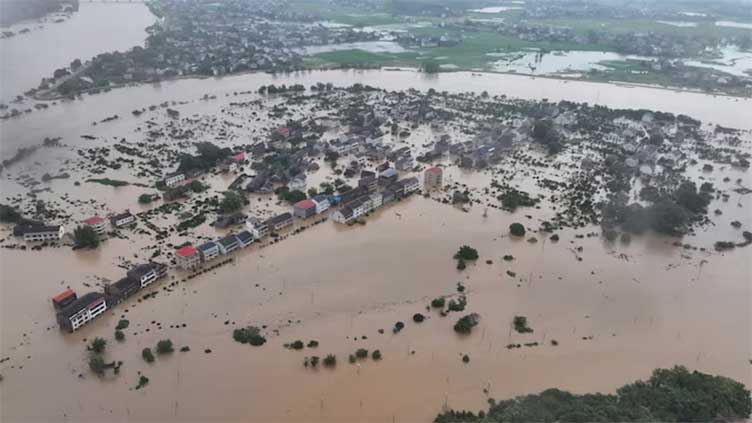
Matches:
[293,199,317,219]
[232,152,246,162]
[424,166,443,189]
[82,216,107,234]
[274,127,290,139]
[52,289,77,309]
[176,245,200,270]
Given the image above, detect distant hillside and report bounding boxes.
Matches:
[0,0,79,26]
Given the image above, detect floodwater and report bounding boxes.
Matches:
[716,21,752,30]
[488,50,651,75]
[686,46,752,77]
[1,4,752,423]
[469,7,523,13]
[0,2,156,103]
[656,20,698,28]
[298,41,408,55]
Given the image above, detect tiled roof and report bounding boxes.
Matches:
[176,245,198,257]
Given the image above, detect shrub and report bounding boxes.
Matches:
[233,326,266,346]
[89,337,107,354]
[115,330,125,341]
[290,340,304,350]
[138,193,153,204]
[413,313,425,323]
[349,354,357,363]
[74,225,99,249]
[456,258,466,270]
[156,339,174,354]
[454,245,479,261]
[513,316,533,333]
[355,348,369,359]
[431,297,446,308]
[135,375,149,390]
[372,350,382,360]
[462,354,470,363]
[307,340,319,348]
[89,355,106,374]
[454,313,480,334]
[142,348,155,363]
[447,296,467,312]
[310,356,320,367]
[323,354,337,367]
[509,223,526,237]
[115,319,130,330]
[180,346,190,352]
[393,321,405,334]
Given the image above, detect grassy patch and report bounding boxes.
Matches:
[305,49,417,67]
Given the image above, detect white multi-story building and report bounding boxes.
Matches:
[56,292,108,332]
[21,225,65,242]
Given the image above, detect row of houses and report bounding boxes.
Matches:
[53,262,168,332]
[331,176,420,224]
[13,210,137,243]
[175,229,255,270]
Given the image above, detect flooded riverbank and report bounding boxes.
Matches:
[2,68,751,160]
[0,2,156,103]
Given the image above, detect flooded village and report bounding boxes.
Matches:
[1,0,752,422]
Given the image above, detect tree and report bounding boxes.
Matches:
[220,191,243,213]
[431,297,446,308]
[0,204,23,223]
[138,193,153,204]
[89,337,107,354]
[454,245,479,261]
[142,348,155,363]
[233,326,266,346]
[372,350,382,360]
[70,58,82,70]
[513,316,533,333]
[89,355,107,374]
[323,354,337,367]
[435,366,752,423]
[422,60,441,73]
[190,180,208,193]
[156,339,174,354]
[282,189,306,204]
[74,225,99,249]
[454,313,480,334]
[115,330,125,341]
[355,348,369,359]
[509,223,526,237]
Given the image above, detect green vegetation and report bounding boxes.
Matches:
[138,193,153,204]
[276,188,306,204]
[115,330,125,341]
[86,178,129,187]
[220,191,244,213]
[307,340,319,348]
[0,204,24,223]
[288,340,305,350]
[454,313,480,334]
[176,213,206,231]
[156,339,174,354]
[454,245,479,261]
[509,223,526,237]
[177,142,231,173]
[372,350,382,360]
[115,319,130,330]
[435,366,752,422]
[323,354,337,367]
[88,355,107,375]
[233,326,267,346]
[447,296,467,312]
[393,321,405,333]
[431,297,446,308]
[355,348,369,359]
[413,313,425,323]
[73,225,99,249]
[513,316,533,334]
[89,337,107,354]
[190,180,209,193]
[142,347,155,363]
[498,189,540,212]
[135,375,149,390]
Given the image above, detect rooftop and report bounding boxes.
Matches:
[83,216,104,225]
[52,289,76,303]
[294,199,316,209]
[176,245,198,257]
[426,167,442,174]
[58,292,104,319]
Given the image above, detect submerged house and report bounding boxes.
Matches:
[57,292,107,332]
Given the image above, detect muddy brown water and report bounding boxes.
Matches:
[1,194,750,422]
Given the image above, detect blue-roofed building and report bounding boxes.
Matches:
[198,241,220,263]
